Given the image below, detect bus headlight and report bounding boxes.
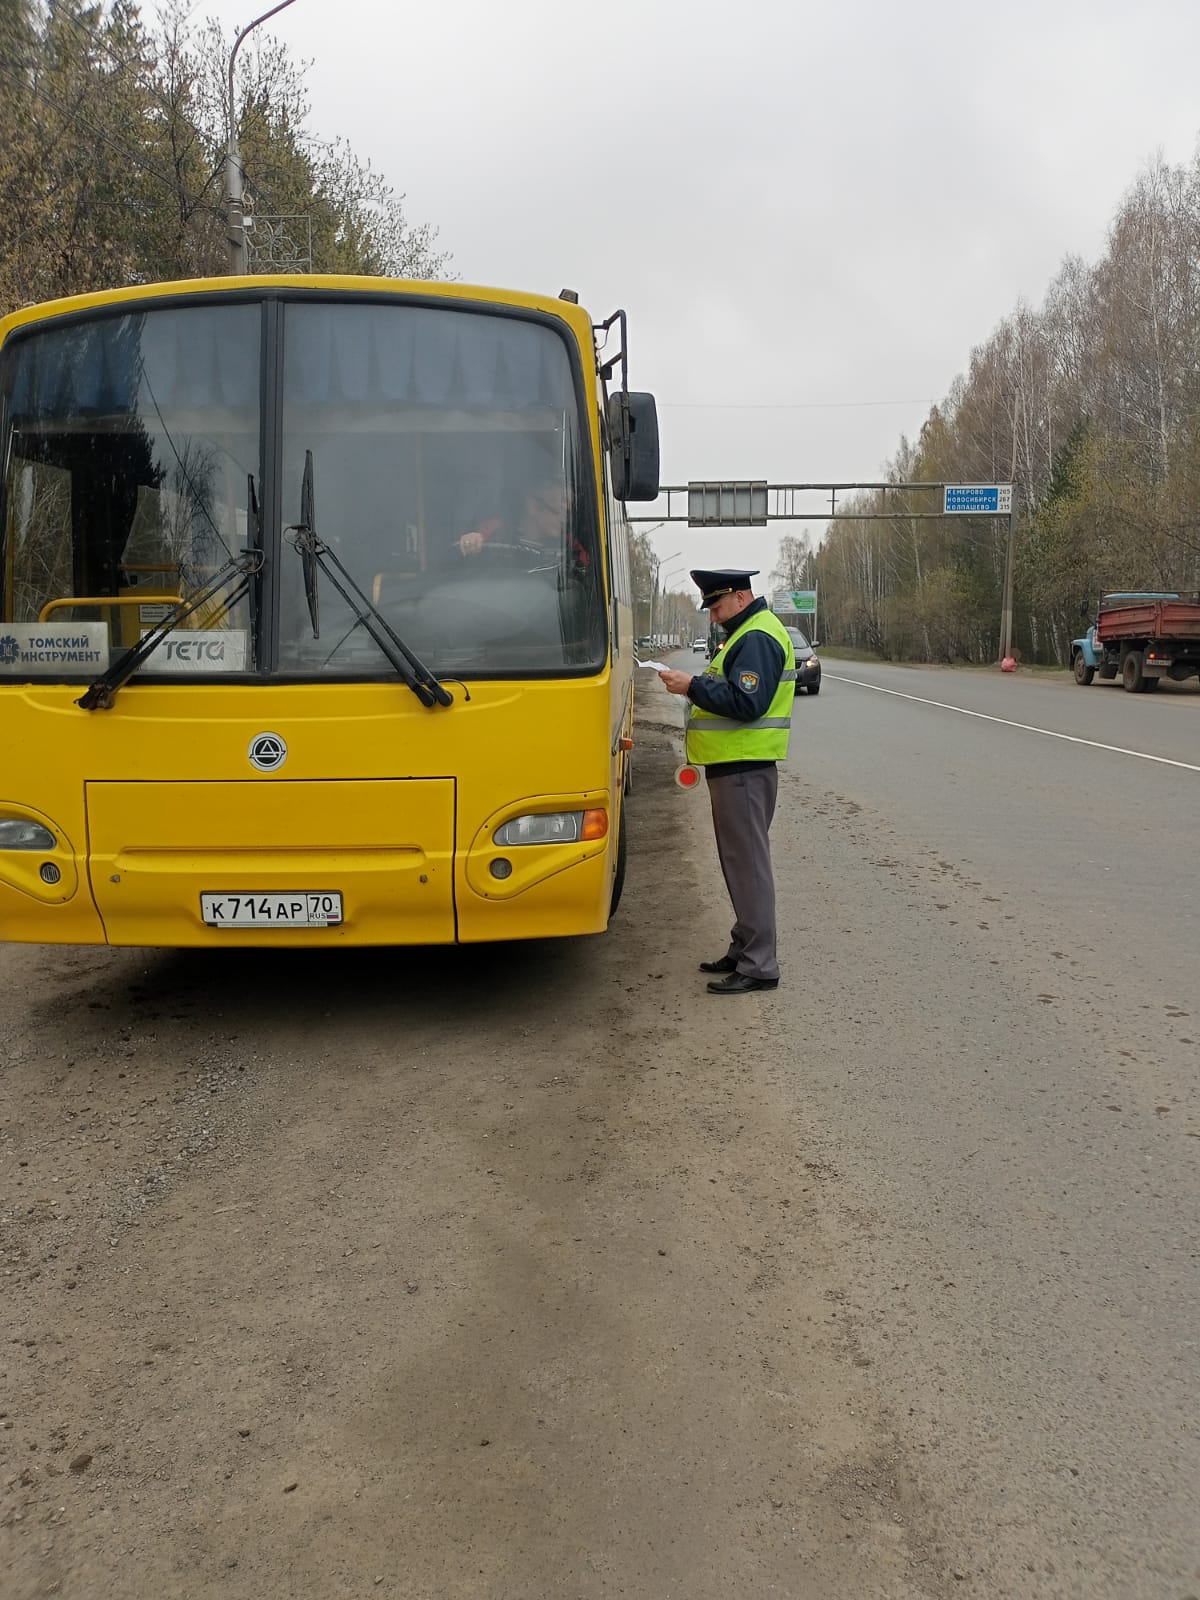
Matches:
[494,810,608,846]
[0,818,57,851]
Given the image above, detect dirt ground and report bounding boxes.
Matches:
[1,696,953,1600]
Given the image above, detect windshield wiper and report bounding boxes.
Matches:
[77,548,263,711]
[287,450,452,709]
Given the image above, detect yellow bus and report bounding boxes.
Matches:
[0,276,659,947]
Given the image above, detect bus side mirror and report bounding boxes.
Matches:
[608,392,660,502]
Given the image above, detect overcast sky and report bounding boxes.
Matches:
[204,0,1200,602]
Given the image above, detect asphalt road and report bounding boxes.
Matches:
[1,654,1197,1600]
[801,656,1198,1002]
[760,654,1200,1597]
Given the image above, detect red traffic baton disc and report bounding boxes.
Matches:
[674,764,702,790]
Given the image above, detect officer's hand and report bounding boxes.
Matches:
[658,669,693,696]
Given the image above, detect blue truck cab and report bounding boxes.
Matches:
[1072,622,1105,676]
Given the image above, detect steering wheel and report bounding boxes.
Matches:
[459,539,587,582]
[462,539,565,574]
[466,539,540,559]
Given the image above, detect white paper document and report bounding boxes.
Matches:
[635,658,671,672]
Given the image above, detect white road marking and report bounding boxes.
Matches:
[824,674,1200,774]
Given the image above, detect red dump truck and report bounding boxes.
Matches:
[1072,591,1200,692]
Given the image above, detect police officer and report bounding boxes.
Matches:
[658,570,795,994]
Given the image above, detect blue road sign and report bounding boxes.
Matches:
[943,484,1013,515]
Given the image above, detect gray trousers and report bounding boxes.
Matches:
[706,765,780,981]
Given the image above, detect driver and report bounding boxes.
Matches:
[455,480,589,567]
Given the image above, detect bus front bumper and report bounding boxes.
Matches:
[0,782,614,946]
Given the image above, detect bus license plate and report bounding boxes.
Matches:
[201,893,343,928]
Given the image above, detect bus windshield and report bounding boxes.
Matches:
[276,300,604,677]
[0,302,259,680]
[0,296,606,681]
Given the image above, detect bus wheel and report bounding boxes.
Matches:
[609,805,628,919]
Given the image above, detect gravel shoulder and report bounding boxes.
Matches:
[0,686,949,1600]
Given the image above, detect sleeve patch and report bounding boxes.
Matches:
[738,670,760,692]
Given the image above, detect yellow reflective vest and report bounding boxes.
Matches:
[685,609,795,766]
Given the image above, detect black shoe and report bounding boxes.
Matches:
[698,956,738,974]
[706,972,779,994]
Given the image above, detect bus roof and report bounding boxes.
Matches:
[0,274,597,349]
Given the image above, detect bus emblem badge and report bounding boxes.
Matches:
[248,732,287,772]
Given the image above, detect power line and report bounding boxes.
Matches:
[38,1,214,137]
[7,16,311,275]
[658,398,937,412]
[15,7,230,215]
[0,60,225,226]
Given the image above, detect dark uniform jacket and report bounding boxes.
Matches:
[686,596,786,776]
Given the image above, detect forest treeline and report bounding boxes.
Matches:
[772,153,1200,663]
[0,0,448,317]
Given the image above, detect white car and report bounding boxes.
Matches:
[692,636,707,652]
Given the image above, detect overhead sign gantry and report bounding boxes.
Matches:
[630,478,1019,658]
[631,479,1013,525]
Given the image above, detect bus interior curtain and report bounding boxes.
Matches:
[7,309,258,421]
[283,305,576,412]
[8,304,575,419]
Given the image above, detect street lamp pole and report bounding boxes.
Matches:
[649,549,681,648]
[636,522,665,643]
[227,0,300,274]
[659,562,686,646]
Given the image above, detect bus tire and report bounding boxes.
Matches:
[609,805,628,920]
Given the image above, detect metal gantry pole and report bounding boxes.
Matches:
[1000,495,1018,661]
[999,397,1023,661]
[226,0,300,274]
